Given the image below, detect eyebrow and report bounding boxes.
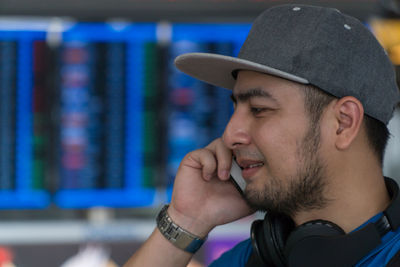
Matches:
[230,88,279,104]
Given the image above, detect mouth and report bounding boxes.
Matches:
[243,162,264,169]
[236,160,265,179]
[237,159,265,169]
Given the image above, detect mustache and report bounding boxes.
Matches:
[233,149,265,161]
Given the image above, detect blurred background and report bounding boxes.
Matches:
[0,0,399,266]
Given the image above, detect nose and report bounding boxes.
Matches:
[222,108,251,149]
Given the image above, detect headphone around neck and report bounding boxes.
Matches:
[250,177,400,267]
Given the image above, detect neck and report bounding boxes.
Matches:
[293,150,390,233]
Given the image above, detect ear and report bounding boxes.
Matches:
[333,96,364,150]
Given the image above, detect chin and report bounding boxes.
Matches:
[242,187,270,213]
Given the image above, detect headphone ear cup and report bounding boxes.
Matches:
[284,220,345,263]
[251,219,271,265]
[251,213,295,267]
[265,213,295,266]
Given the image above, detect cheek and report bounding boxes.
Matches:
[252,121,305,177]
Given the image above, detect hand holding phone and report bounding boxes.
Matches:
[230,160,246,195]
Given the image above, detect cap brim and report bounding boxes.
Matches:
[174,52,309,90]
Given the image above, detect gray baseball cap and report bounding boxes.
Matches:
[175,4,400,124]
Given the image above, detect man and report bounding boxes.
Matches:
[125,4,400,266]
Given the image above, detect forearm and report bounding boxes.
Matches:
[124,205,211,267]
[123,228,193,267]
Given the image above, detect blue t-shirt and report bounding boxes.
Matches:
[209,213,400,266]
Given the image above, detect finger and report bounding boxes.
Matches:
[183,149,217,181]
[212,139,232,180]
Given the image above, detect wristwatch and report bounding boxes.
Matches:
[156,204,207,253]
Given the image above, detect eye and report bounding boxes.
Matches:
[250,107,267,116]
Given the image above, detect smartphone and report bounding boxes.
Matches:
[230,160,246,195]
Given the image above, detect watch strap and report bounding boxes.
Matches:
[156,204,206,253]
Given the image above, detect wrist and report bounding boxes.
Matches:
[167,205,213,238]
[157,204,208,254]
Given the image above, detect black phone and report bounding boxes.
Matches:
[230,160,246,195]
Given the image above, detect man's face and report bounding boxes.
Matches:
[222,70,329,217]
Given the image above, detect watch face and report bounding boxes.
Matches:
[159,217,171,233]
[156,204,205,253]
[157,206,172,234]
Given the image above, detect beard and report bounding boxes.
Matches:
[243,122,330,218]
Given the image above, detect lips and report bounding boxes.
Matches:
[237,159,264,169]
[236,159,265,179]
[246,162,264,169]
